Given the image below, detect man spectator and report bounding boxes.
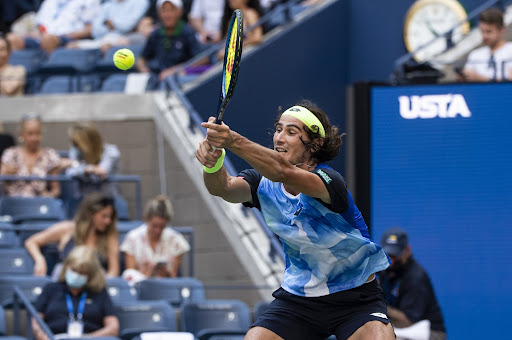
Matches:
[6,0,100,54]
[460,8,512,82]
[136,0,204,82]
[188,0,224,44]
[378,227,447,340]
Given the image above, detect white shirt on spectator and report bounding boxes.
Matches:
[189,0,224,37]
[36,0,101,36]
[465,42,512,81]
[120,224,190,274]
[92,0,149,39]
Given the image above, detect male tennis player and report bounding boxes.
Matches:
[196,100,394,340]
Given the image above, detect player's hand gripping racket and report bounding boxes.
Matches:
[210,9,243,153]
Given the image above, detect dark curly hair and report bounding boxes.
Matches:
[274,100,343,164]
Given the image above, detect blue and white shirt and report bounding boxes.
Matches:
[240,165,390,297]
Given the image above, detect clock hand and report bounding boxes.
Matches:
[425,21,440,37]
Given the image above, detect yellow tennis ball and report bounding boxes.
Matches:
[113,48,135,71]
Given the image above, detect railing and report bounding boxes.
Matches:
[12,285,55,339]
[391,0,511,83]
[0,174,143,220]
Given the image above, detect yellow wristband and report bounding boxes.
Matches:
[203,148,226,173]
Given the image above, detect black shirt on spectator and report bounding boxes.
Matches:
[34,282,115,335]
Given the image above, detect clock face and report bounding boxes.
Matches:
[404,0,470,62]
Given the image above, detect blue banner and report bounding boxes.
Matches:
[371,83,512,339]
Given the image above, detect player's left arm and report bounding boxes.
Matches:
[202,119,331,204]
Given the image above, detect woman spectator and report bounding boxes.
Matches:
[25,192,120,277]
[218,0,264,60]
[32,245,119,340]
[1,114,60,197]
[0,34,26,96]
[61,122,121,199]
[121,195,189,282]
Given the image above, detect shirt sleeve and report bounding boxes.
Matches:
[238,169,262,210]
[33,283,52,314]
[1,147,16,168]
[81,0,101,25]
[111,0,150,34]
[99,289,116,317]
[189,0,202,19]
[98,144,120,175]
[120,229,136,255]
[313,167,349,213]
[170,230,190,255]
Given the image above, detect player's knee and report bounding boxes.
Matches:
[244,326,283,340]
[349,321,394,340]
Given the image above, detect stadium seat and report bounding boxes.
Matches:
[115,300,177,340]
[37,75,75,94]
[106,277,137,305]
[8,49,45,75]
[101,74,128,93]
[0,275,51,307]
[252,300,270,321]
[0,248,34,275]
[179,300,251,340]
[136,278,205,308]
[115,195,131,221]
[0,197,66,224]
[0,223,20,248]
[38,48,101,74]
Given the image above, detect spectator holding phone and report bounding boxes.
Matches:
[121,195,190,282]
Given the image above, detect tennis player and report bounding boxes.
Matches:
[196,100,394,340]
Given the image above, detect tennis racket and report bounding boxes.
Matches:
[216,9,243,125]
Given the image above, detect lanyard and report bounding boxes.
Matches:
[65,292,87,321]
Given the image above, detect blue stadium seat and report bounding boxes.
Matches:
[117,220,142,243]
[0,275,51,307]
[0,248,33,275]
[8,49,45,75]
[106,277,137,305]
[180,300,251,340]
[114,195,131,221]
[252,300,270,321]
[37,75,75,94]
[78,74,102,92]
[0,197,65,224]
[115,300,177,340]
[100,74,128,92]
[38,48,101,74]
[136,278,205,308]
[0,223,20,248]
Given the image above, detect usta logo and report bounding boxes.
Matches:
[399,94,471,119]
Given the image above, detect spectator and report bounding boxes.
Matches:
[1,114,60,197]
[6,0,100,54]
[25,192,120,278]
[60,122,121,200]
[378,227,446,340]
[32,245,119,340]
[68,0,149,52]
[121,195,190,283]
[188,0,224,44]
[0,34,26,96]
[136,0,204,82]
[460,8,512,82]
[218,0,264,59]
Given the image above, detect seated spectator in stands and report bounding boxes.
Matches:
[25,192,120,277]
[68,0,149,53]
[6,0,100,54]
[188,0,224,44]
[460,8,512,82]
[121,195,190,283]
[60,122,121,199]
[1,114,60,197]
[32,245,119,340]
[378,227,446,340]
[136,0,204,82]
[218,0,264,60]
[0,35,26,96]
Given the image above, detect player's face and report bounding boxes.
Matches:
[159,2,182,29]
[146,216,167,241]
[92,205,113,233]
[273,115,312,167]
[479,22,504,48]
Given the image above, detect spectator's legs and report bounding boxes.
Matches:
[40,34,63,53]
[6,32,26,50]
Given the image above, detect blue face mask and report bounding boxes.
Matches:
[65,269,88,288]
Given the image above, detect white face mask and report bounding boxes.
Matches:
[65,269,88,288]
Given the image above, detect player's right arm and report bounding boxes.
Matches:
[196,139,252,204]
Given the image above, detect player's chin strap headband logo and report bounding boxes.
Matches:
[282,106,326,138]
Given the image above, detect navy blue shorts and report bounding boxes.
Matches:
[252,279,390,340]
